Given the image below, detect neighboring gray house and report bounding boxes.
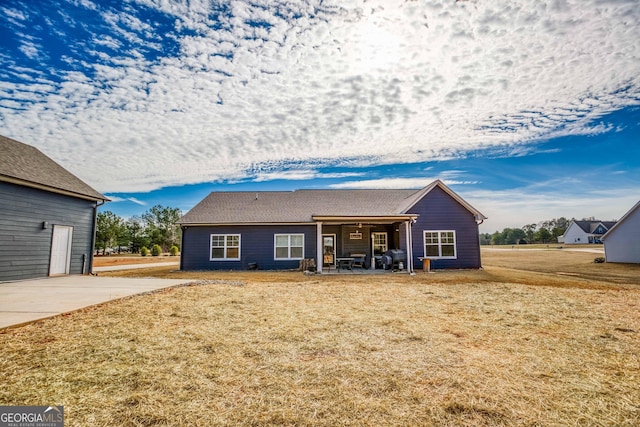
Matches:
[561,219,616,244]
[178,180,486,273]
[0,135,108,282]
[602,201,640,264]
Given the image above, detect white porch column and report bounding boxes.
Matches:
[316,222,323,273]
[405,220,414,273]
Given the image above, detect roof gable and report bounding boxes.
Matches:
[0,135,107,201]
[398,180,486,221]
[602,200,640,240]
[178,180,486,225]
[572,220,616,234]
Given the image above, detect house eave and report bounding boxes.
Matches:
[0,175,109,202]
[178,221,318,227]
[178,215,419,227]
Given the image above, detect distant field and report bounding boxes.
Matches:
[481,247,640,287]
[2,250,639,426]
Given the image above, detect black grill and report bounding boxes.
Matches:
[381,249,406,270]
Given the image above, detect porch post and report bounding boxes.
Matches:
[405,220,414,273]
[316,221,323,273]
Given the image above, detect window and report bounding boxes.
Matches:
[424,231,456,258]
[210,234,241,260]
[274,234,304,260]
[372,232,388,256]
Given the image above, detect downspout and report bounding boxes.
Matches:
[89,199,106,275]
[316,222,323,273]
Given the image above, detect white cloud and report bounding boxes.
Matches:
[104,195,147,206]
[252,169,364,182]
[0,0,638,192]
[330,171,479,190]
[127,197,147,206]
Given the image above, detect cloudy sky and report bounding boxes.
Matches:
[1,0,638,232]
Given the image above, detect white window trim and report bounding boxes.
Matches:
[423,230,457,259]
[274,233,305,260]
[210,234,241,261]
[372,232,389,256]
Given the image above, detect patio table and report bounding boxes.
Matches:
[336,257,354,271]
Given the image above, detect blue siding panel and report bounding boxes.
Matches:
[407,186,482,269]
[181,225,317,271]
[0,181,97,281]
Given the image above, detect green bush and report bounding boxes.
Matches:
[169,245,179,256]
[140,246,149,257]
[151,244,162,257]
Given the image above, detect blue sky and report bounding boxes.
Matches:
[1,0,638,233]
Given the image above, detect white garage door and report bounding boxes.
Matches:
[50,225,73,275]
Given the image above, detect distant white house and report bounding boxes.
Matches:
[602,201,640,264]
[561,220,616,244]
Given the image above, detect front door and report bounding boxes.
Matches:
[50,225,73,275]
[371,232,388,269]
[323,234,336,267]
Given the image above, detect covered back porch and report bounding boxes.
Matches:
[313,215,418,274]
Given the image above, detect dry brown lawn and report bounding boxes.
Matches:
[1,249,639,426]
[93,254,178,267]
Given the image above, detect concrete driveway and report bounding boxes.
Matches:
[0,275,191,329]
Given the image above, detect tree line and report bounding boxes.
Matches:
[95,205,182,254]
[480,217,572,245]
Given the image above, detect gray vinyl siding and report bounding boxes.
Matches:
[407,185,482,269]
[0,181,97,281]
[181,224,317,271]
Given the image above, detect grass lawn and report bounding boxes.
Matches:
[1,250,639,426]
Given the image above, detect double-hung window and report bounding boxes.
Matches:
[210,234,241,260]
[424,231,456,259]
[274,234,304,260]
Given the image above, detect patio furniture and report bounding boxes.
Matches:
[336,257,354,271]
[350,253,366,270]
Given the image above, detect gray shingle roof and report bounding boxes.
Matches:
[0,135,107,201]
[178,180,487,225]
[178,189,418,224]
[574,220,617,234]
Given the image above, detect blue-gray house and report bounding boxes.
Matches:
[178,180,486,273]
